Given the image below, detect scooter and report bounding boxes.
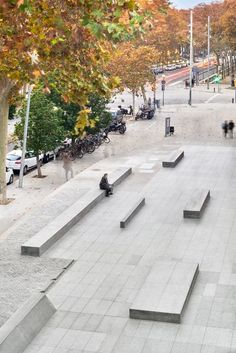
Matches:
[106,119,126,134]
[135,105,154,120]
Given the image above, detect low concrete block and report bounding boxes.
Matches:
[120,198,145,228]
[162,150,184,168]
[183,190,210,219]
[0,293,56,353]
[21,167,132,257]
[130,261,199,323]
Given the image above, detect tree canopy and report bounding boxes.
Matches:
[0,0,146,203]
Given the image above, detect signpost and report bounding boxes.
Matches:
[161,79,166,106]
[165,117,170,137]
[213,75,221,93]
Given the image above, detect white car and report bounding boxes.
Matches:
[6,167,14,184]
[6,149,43,174]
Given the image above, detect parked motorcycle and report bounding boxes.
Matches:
[135,105,154,120]
[105,119,126,134]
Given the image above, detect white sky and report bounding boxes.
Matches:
[172,0,215,9]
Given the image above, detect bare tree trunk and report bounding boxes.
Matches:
[0,78,14,204]
[36,155,42,178]
[132,91,136,116]
[141,85,147,105]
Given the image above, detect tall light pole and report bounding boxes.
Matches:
[18,85,32,188]
[188,10,193,106]
[207,16,211,90]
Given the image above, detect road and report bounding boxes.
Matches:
[109,73,234,112]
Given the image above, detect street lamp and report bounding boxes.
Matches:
[188,10,193,106]
[18,50,39,188]
[18,85,32,188]
[207,16,211,90]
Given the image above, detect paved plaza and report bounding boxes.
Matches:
[21,141,236,353]
[1,84,236,353]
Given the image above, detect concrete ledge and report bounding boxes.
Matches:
[0,293,56,353]
[21,167,132,257]
[184,190,210,219]
[130,261,199,324]
[120,198,145,228]
[162,150,184,168]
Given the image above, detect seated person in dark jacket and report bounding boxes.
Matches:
[99,173,113,197]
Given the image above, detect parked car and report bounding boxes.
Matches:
[42,147,60,163]
[106,108,123,121]
[151,66,164,74]
[6,167,14,184]
[166,64,176,71]
[175,63,182,69]
[6,149,43,174]
[180,61,188,68]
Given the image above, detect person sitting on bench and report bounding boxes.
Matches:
[99,173,113,197]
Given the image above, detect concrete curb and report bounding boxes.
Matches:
[0,293,56,353]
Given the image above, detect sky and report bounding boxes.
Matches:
[172,0,215,9]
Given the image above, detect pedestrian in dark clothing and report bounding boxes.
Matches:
[222,120,228,138]
[129,105,133,115]
[99,173,113,197]
[228,120,235,138]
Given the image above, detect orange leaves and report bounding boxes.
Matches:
[107,42,159,92]
[32,70,41,78]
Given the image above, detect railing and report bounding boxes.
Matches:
[198,62,236,82]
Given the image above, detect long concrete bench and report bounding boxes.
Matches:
[183,189,210,219]
[130,261,199,324]
[162,150,184,168]
[120,198,145,228]
[0,293,55,353]
[21,167,132,257]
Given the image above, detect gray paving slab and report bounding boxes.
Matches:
[129,261,199,323]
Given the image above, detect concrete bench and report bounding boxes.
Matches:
[0,294,55,353]
[130,261,199,324]
[162,150,184,168]
[21,167,132,257]
[183,190,210,219]
[120,198,145,228]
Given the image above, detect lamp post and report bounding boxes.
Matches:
[18,85,32,188]
[207,16,211,90]
[188,10,193,106]
[161,75,166,106]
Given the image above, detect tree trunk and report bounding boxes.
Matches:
[132,91,136,116]
[141,85,147,105]
[0,78,14,204]
[36,155,42,178]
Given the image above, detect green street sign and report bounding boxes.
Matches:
[213,75,221,83]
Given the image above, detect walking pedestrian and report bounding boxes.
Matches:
[228,120,235,138]
[99,173,113,197]
[62,152,73,181]
[148,97,152,108]
[222,120,228,138]
[129,105,133,116]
